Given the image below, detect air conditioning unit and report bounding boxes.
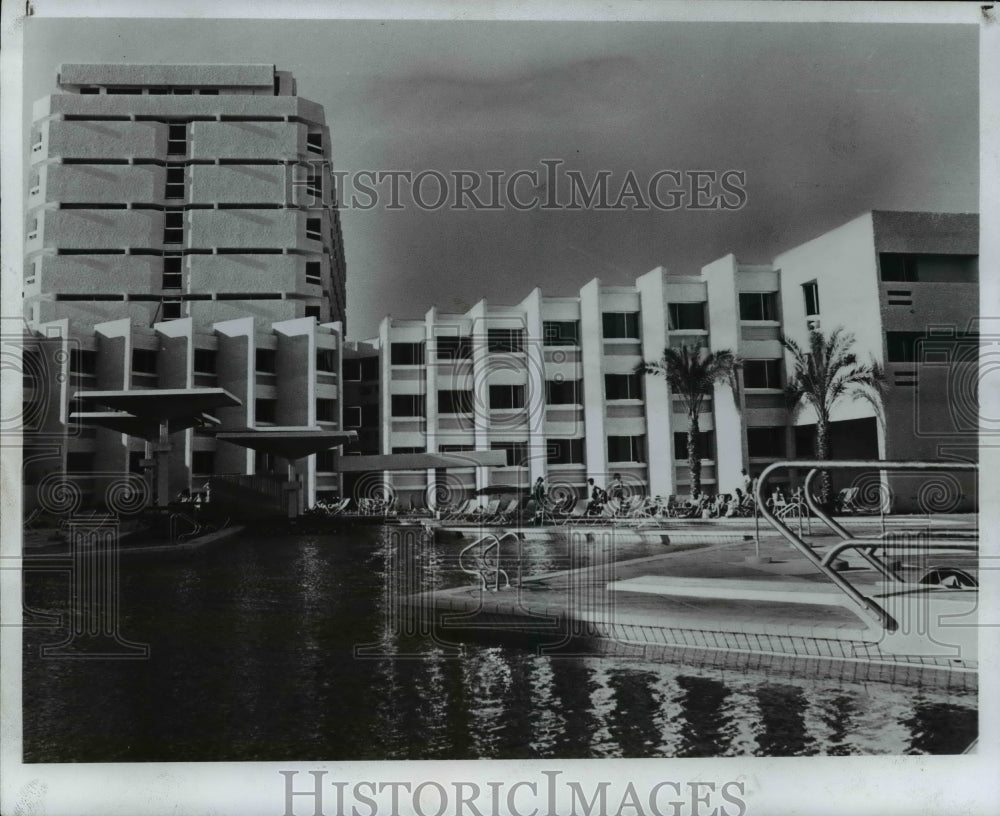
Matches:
[806,318,821,330]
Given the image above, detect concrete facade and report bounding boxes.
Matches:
[24,64,348,510]
[343,211,978,512]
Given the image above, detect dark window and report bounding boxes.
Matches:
[547,438,585,465]
[747,427,787,458]
[605,373,643,400]
[802,281,820,316]
[487,328,525,353]
[436,335,473,361]
[167,123,187,155]
[543,320,580,346]
[794,425,815,457]
[390,342,424,366]
[161,299,182,320]
[256,450,276,473]
[668,303,706,331]
[440,444,474,453]
[739,292,779,321]
[70,348,98,376]
[546,379,580,405]
[316,399,336,422]
[343,358,362,381]
[107,87,140,95]
[199,88,219,95]
[165,165,185,199]
[602,312,640,339]
[489,384,525,410]
[879,253,978,284]
[307,174,322,198]
[886,332,925,363]
[131,348,158,374]
[304,305,321,320]
[305,261,322,285]
[194,349,216,374]
[172,88,193,95]
[307,132,324,153]
[672,431,714,461]
[148,88,169,95]
[162,253,182,289]
[306,217,322,240]
[192,451,215,476]
[742,359,782,389]
[344,406,361,428]
[255,348,276,373]
[66,452,95,472]
[392,446,426,454]
[79,86,100,94]
[438,390,474,414]
[316,348,337,372]
[608,435,646,463]
[361,357,379,381]
[391,394,425,418]
[129,451,145,473]
[163,209,184,244]
[490,441,528,467]
[255,399,277,423]
[316,450,336,471]
[361,404,379,426]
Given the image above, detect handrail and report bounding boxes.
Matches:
[458,531,516,591]
[756,459,977,633]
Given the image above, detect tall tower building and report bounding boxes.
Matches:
[24,64,349,510]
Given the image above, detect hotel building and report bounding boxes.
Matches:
[23,63,348,510]
[343,211,978,513]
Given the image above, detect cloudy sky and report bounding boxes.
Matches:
[22,14,978,339]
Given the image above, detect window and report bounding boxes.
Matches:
[165,165,185,199]
[194,348,216,374]
[255,348,276,373]
[307,132,324,153]
[66,452,95,472]
[70,348,98,376]
[742,359,782,389]
[192,451,216,476]
[547,438,585,465]
[489,384,525,410]
[543,320,580,346]
[305,305,321,320]
[108,87,140,95]
[802,281,820,316]
[316,348,337,372]
[361,357,379,381]
[305,261,322,285]
[672,431,714,461]
[80,86,100,94]
[199,88,219,95]
[440,444,474,453]
[668,303,706,331]
[392,446,426,455]
[256,450,276,473]
[306,173,322,198]
[361,404,379,426]
[490,441,528,467]
[306,217,322,240]
[316,450,336,471]
[602,312,640,339]
[885,331,923,363]
[316,399,337,422]
[255,399,277,423]
[747,427,787,458]
[739,292,778,321]
[487,328,525,353]
[546,379,580,405]
[391,394,425,418]
[163,210,184,244]
[162,299,182,320]
[167,123,187,155]
[608,435,646,463]
[162,253,182,290]
[438,390,474,414]
[436,335,472,361]
[345,406,362,427]
[605,373,643,400]
[390,342,424,366]
[343,358,362,381]
[879,253,978,284]
[132,348,158,375]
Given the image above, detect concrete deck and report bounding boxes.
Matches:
[402,530,978,690]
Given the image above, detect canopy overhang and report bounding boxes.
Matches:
[335,451,507,472]
[73,388,241,421]
[215,427,358,460]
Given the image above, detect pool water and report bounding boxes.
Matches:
[22,526,977,761]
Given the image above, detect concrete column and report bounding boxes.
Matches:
[636,268,675,497]
[469,299,490,491]
[424,307,439,509]
[579,279,607,483]
[520,288,546,485]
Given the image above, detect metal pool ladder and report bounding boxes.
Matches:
[756,459,977,633]
[459,531,520,591]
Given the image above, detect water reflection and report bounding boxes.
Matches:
[21,529,977,762]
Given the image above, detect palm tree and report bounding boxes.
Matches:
[780,328,885,507]
[638,343,738,496]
